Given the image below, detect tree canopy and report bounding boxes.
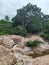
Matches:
[12,3,49,33]
[0,3,49,36]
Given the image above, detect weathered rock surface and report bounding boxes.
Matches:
[0,45,16,65]
[2,36,15,49]
[0,45,11,58]
[21,55,49,65]
[33,55,49,65]
[0,36,15,49]
[9,35,24,44]
[0,53,16,65]
[0,35,49,65]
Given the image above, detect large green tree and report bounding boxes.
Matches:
[12,3,49,33]
[12,3,42,26]
[5,16,10,21]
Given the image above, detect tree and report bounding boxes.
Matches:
[10,25,27,36]
[5,16,10,21]
[41,15,49,33]
[12,3,49,34]
[12,3,44,33]
[44,21,49,33]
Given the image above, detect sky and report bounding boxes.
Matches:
[0,0,49,19]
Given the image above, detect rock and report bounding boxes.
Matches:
[9,35,24,43]
[0,53,16,65]
[0,45,11,58]
[33,55,49,65]
[27,51,34,55]
[15,62,23,65]
[18,43,25,48]
[0,35,49,65]
[32,43,49,54]
[33,46,46,54]
[39,43,49,49]
[23,47,31,52]
[23,59,33,65]
[0,61,3,65]
[12,47,32,55]
[9,35,25,48]
[22,47,33,55]
[0,45,16,65]
[2,36,15,49]
[12,47,27,54]
[14,53,31,62]
[23,55,49,65]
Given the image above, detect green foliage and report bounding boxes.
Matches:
[0,31,8,35]
[40,33,49,41]
[10,26,27,36]
[26,21,41,33]
[12,3,44,33]
[40,33,45,37]
[26,40,42,48]
[12,3,49,34]
[0,19,27,36]
[43,21,49,34]
[0,3,49,36]
[5,15,10,21]
[0,19,12,35]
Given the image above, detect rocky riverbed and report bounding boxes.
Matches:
[0,35,49,65]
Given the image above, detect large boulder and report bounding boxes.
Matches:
[32,43,49,55]
[12,46,33,55]
[23,55,49,65]
[33,55,49,65]
[9,35,24,43]
[0,45,11,58]
[0,53,16,65]
[14,53,31,62]
[0,45,16,65]
[2,36,15,49]
[23,59,33,65]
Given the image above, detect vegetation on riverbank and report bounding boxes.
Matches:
[0,3,49,37]
[25,40,42,48]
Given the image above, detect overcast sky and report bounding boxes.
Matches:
[0,0,49,19]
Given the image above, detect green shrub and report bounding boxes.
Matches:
[40,33,45,37]
[25,40,42,48]
[44,34,49,40]
[0,31,8,35]
[10,26,27,36]
[40,33,49,41]
[0,19,12,35]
